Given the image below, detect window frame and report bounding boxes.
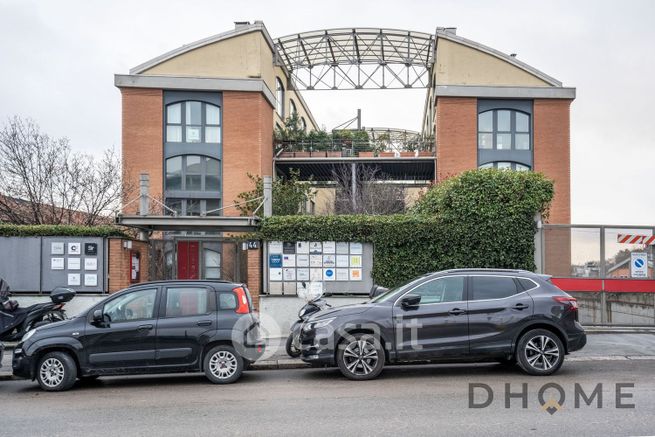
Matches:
[467,275,526,302]
[479,161,532,171]
[477,108,532,152]
[165,101,222,144]
[160,285,216,319]
[98,287,160,324]
[394,274,468,307]
[275,78,285,117]
[165,155,221,193]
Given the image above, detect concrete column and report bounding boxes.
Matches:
[263,176,273,217]
[139,173,149,216]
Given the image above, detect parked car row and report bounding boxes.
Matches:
[7,269,586,391]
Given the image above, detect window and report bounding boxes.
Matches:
[103,288,157,322]
[275,78,285,117]
[517,277,537,291]
[166,101,221,144]
[290,99,297,116]
[218,292,237,310]
[165,287,214,317]
[165,155,220,192]
[479,161,531,171]
[165,198,221,217]
[409,276,465,304]
[478,109,531,151]
[203,243,221,279]
[300,117,307,132]
[470,276,517,301]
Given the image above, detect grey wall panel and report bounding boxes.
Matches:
[40,237,105,293]
[0,237,42,292]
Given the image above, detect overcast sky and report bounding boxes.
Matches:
[1,0,653,225]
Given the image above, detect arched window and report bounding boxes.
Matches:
[479,161,531,171]
[166,101,221,144]
[165,155,221,216]
[478,109,530,150]
[300,117,307,132]
[275,78,285,117]
[289,99,297,117]
[165,155,220,192]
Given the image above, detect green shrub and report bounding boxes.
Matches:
[258,169,554,288]
[0,224,128,238]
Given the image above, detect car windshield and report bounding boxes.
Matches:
[370,274,432,303]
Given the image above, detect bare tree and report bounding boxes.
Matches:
[0,116,126,225]
[330,165,405,215]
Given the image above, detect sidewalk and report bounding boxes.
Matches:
[3,332,655,380]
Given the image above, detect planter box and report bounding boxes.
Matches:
[325,151,342,157]
[293,151,311,157]
[399,151,416,157]
[358,151,375,157]
[279,152,295,158]
[378,152,395,157]
[417,151,434,157]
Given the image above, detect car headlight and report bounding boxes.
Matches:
[303,317,335,332]
[21,328,36,343]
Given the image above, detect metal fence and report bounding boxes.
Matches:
[538,224,655,325]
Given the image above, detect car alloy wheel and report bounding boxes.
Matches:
[342,338,379,376]
[39,357,65,388]
[524,335,560,371]
[209,350,238,380]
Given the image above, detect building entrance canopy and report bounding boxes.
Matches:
[116,215,260,233]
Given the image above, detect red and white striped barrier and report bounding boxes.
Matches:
[617,234,655,245]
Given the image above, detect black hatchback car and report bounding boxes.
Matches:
[13,280,264,391]
[300,269,586,380]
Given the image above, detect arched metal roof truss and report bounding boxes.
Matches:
[275,28,435,90]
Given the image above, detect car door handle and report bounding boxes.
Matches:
[513,303,529,310]
[196,320,213,327]
[448,308,466,316]
[137,324,153,331]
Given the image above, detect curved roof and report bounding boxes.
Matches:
[128,23,563,90]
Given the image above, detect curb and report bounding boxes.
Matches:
[251,359,309,370]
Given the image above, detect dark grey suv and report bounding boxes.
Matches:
[300,269,586,380]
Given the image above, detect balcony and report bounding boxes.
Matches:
[274,129,436,183]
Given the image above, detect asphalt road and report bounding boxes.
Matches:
[1,358,654,437]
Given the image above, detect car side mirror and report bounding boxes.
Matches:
[400,294,421,309]
[92,309,104,323]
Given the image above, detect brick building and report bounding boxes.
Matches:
[115,22,575,301]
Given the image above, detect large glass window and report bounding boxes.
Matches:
[275,78,285,117]
[165,155,220,192]
[470,276,517,301]
[478,109,531,151]
[165,198,220,217]
[166,101,221,144]
[479,161,531,171]
[409,276,465,304]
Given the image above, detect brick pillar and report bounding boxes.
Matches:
[246,248,262,310]
[107,238,150,293]
[533,99,572,224]
[435,97,478,181]
[120,87,164,214]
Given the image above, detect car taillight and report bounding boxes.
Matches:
[553,296,578,310]
[233,286,250,314]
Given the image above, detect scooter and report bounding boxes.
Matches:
[0,278,75,342]
[285,284,331,358]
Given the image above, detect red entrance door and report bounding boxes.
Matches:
[177,241,199,279]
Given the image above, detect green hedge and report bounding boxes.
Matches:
[259,170,554,288]
[0,224,128,238]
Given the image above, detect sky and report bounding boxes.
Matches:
[0,0,654,225]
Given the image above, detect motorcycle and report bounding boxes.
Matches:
[0,278,75,342]
[285,283,331,358]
